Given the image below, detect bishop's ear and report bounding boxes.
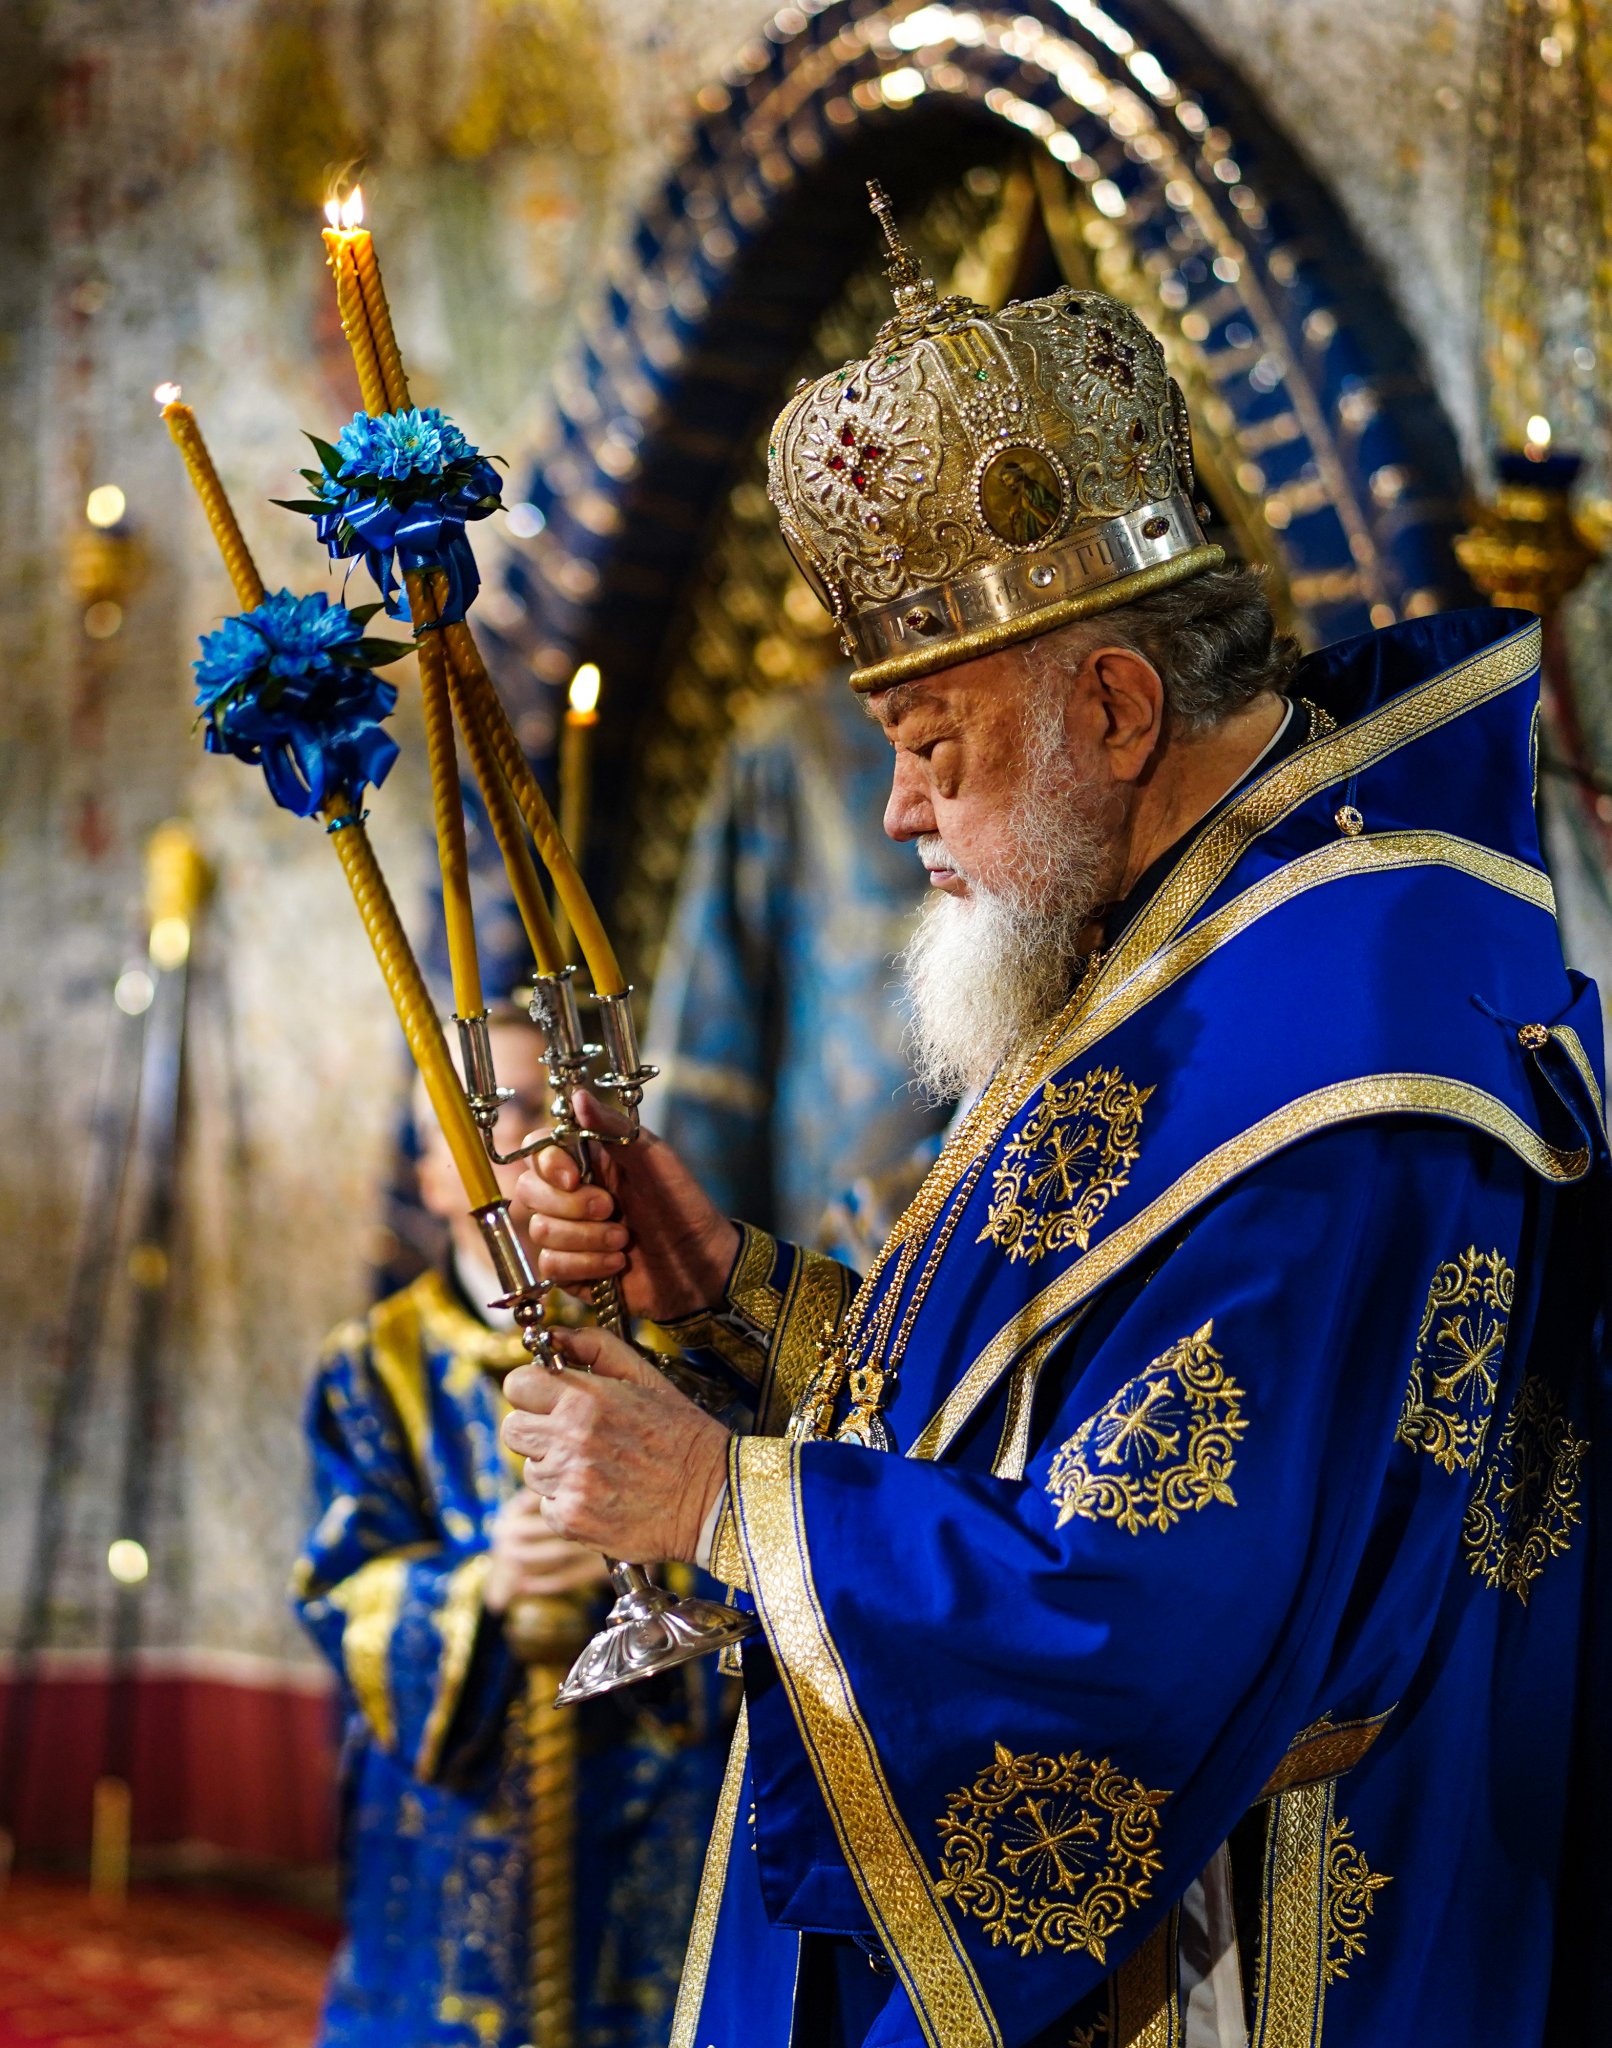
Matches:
[1081,643,1165,784]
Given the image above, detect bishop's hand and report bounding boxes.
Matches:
[501,1325,731,1562]
[512,1089,739,1322]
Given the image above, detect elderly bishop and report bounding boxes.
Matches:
[502,190,1607,2048]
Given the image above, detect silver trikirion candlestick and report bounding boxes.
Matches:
[520,969,752,1705]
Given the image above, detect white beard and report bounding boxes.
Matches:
[899,760,1116,1105]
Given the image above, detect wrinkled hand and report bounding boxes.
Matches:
[484,1492,611,1615]
[501,1325,731,1562]
[512,1090,739,1323]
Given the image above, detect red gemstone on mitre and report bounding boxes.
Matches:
[840,424,856,445]
[862,445,884,461]
[827,455,845,470]
[851,470,867,489]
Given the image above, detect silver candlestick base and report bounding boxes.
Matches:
[555,1572,751,1704]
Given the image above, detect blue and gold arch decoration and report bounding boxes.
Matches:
[499,0,1471,975]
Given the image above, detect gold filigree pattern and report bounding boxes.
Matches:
[935,1743,1169,1964]
[1045,1322,1245,1536]
[980,1066,1154,1264]
[1395,1247,1515,1473]
[1321,1815,1392,1983]
[1462,1374,1588,1603]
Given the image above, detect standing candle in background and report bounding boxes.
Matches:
[556,663,601,964]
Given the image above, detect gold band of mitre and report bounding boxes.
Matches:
[847,543,1226,693]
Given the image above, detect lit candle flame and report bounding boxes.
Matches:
[568,662,601,716]
[323,187,365,232]
[153,381,182,408]
[1526,414,1553,449]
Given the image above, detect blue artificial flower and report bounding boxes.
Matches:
[335,407,473,485]
[193,588,406,817]
[280,407,503,627]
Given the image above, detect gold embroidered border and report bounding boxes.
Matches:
[912,1074,1589,1463]
[325,1548,431,1751]
[730,1220,787,1333]
[416,1551,491,1779]
[732,1436,1004,2048]
[1251,1782,1328,2048]
[369,1287,433,1478]
[1551,1024,1607,1136]
[709,1446,748,1589]
[1087,621,1542,1013]
[667,1702,751,2048]
[758,1247,856,1436]
[1056,828,1553,1093]
[660,1223,783,1388]
[1113,1912,1181,2048]
[1257,1707,1395,1801]
[1251,1782,1391,2047]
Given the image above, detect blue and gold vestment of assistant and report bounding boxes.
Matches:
[291,1268,729,2048]
[663,609,1609,2048]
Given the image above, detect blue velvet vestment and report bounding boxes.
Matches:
[291,1270,730,2048]
[666,611,1609,2048]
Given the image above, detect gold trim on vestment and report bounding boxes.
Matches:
[1113,1911,1182,2048]
[1251,1782,1391,2046]
[368,1286,434,1480]
[1551,1023,1607,1135]
[1257,1707,1395,1802]
[709,1448,748,1590]
[912,1074,1589,1463]
[668,1701,751,2048]
[1085,619,1543,1012]
[415,1550,491,1780]
[758,1249,857,1436]
[1065,828,1552,1085]
[732,1436,1004,2048]
[412,1267,530,1373]
[325,1548,431,1751]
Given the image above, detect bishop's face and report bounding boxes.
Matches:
[869,644,1123,1102]
[870,643,1127,913]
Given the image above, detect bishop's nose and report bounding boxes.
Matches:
[883,750,935,843]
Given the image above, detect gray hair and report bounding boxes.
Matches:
[1022,566,1299,732]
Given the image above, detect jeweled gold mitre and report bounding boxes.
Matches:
[768,182,1224,691]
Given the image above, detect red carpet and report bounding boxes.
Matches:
[0,1880,336,2046]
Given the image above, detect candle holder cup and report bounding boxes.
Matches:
[456,1009,549,1165]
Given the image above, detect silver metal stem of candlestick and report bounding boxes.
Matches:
[522,968,753,1704]
[456,1011,546,1165]
[592,988,659,1129]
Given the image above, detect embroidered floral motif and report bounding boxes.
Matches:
[979,1066,1153,1264]
[1045,1322,1246,1535]
[1462,1373,1587,1603]
[1068,2008,1113,2048]
[1395,1247,1514,1473]
[935,1743,1169,1963]
[1321,1813,1392,1982]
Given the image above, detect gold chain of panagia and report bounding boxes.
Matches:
[823,946,1107,1398]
